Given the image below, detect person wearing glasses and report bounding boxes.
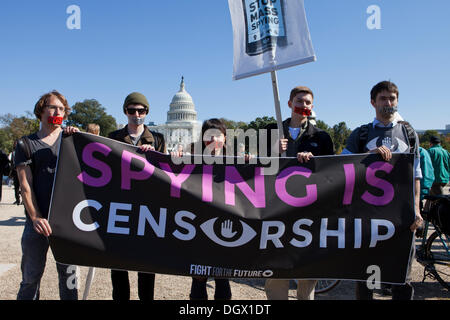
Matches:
[108,92,166,301]
[15,90,79,300]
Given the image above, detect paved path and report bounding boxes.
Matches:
[0,185,449,300]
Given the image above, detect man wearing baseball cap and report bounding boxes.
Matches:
[428,136,449,196]
[108,92,166,301]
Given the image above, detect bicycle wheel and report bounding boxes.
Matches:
[425,231,450,291]
[315,280,341,294]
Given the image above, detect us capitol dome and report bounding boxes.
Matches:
[148,77,201,152]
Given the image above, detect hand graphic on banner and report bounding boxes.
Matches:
[221,220,238,239]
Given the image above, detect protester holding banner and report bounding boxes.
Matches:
[15,91,78,300]
[342,80,423,300]
[264,85,334,300]
[107,92,166,301]
[185,118,233,300]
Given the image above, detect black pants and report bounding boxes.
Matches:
[190,277,231,300]
[355,281,413,300]
[111,270,155,301]
[355,243,415,300]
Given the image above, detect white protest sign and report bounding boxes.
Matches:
[228,0,316,80]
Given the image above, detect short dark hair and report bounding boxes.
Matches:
[289,86,314,102]
[370,81,399,101]
[190,118,227,153]
[201,118,227,138]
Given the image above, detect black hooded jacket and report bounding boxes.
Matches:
[265,119,335,157]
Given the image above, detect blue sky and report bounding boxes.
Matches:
[0,0,449,131]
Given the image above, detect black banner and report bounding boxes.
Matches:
[49,133,415,283]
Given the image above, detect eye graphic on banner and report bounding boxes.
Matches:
[200,218,257,247]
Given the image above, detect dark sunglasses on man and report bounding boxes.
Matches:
[126,107,148,115]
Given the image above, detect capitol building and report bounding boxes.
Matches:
[148,77,202,152]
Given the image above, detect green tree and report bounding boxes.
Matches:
[0,128,11,153]
[315,119,332,135]
[246,116,277,130]
[444,133,450,152]
[0,112,40,153]
[311,119,351,153]
[331,122,352,154]
[419,130,440,149]
[419,130,450,151]
[219,118,247,130]
[66,99,117,136]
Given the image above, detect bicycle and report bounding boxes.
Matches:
[315,279,341,294]
[416,194,450,291]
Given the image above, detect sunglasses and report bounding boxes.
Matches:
[126,107,148,115]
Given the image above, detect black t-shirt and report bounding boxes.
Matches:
[15,133,61,219]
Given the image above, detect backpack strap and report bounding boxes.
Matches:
[16,136,33,167]
[398,121,417,153]
[357,123,371,153]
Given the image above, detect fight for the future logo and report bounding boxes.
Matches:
[189,263,274,278]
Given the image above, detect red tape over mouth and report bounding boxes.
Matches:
[48,116,63,125]
[293,107,312,117]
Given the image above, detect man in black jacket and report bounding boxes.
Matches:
[264,85,334,300]
[108,92,166,301]
[265,86,334,160]
[0,150,10,202]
